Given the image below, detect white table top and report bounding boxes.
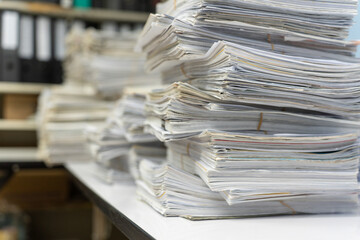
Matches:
[66,162,360,240]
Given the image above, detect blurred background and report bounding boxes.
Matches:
[0,0,157,239]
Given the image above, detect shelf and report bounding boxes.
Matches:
[66,162,360,240]
[0,2,149,23]
[0,82,53,94]
[0,119,36,131]
[0,147,41,162]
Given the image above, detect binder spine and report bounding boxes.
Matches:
[19,14,36,83]
[35,15,53,83]
[1,11,20,82]
[52,18,67,84]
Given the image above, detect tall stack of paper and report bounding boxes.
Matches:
[37,86,113,165]
[135,0,360,218]
[65,27,161,99]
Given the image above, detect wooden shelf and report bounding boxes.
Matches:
[0,119,36,131]
[0,1,149,23]
[0,82,54,94]
[0,147,41,162]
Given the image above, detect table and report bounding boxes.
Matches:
[66,162,360,240]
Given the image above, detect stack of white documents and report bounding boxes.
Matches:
[66,28,161,99]
[145,82,360,141]
[86,88,166,183]
[157,0,356,40]
[161,42,360,119]
[136,13,359,74]
[135,0,360,218]
[167,131,359,205]
[116,88,160,143]
[86,121,132,184]
[136,158,358,219]
[37,86,113,165]
[129,144,167,180]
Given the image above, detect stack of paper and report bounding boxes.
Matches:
[162,42,360,119]
[136,13,359,74]
[134,0,360,218]
[66,27,161,99]
[116,88,160,143]
[86,88,166,183]
[136,159,358,219]
[129,144,167,180]
[37,86,113,165]
[157,0,357,40]
[167,131,359,204]
[86,121,132,184]
[145,82,360,141]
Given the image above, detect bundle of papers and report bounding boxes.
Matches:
[157,0,357,40]
[137,159,359,219]
[86,122,132,184]
[37,85,113,165]
[129,144,167,180]
[145,82,360,141]
[163,41,360,119]
[87,122,130,167]
[86,88,165,183]
[166,130,360,203]
[135,0,360,218]
[65,27,161,99]
[136,14,359,74]
[116,89,159,143]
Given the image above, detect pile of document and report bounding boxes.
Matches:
[117,88,159,143]
[162,42,360,119]
[158,0,356,37]
[85,88,166,183]
[136,159,358,219]
[145,82,360,141]
[134,0,360,218]
[37,25,164,166]
[129,144,167,180]
[167,131,359,203]
[37,85,113,165]
[86,120,132,183]
[137,13,359,74]
[65,27,160,99]
[135,130,359,219]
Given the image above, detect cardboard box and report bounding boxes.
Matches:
[0,169,70,209]
[3,94,38,120]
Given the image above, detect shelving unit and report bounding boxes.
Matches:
[0,1,150,165]
[0,119,36,131]
[0,83,41,162]
[0,1,149,23]
[0,82,53,95]
[0,147,41,162]
[66,161,360,240]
